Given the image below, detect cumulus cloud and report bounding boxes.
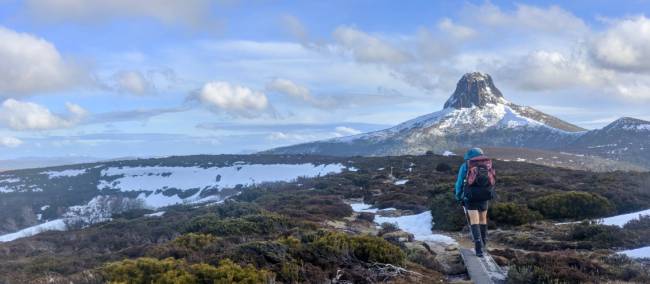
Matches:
[114,70,152,95]
[196,81,270,118]
[26,0,215,29]
[590,16,650,73]
[333,26,409,64]
[266,78,311,101]
[0,99,88,130]
[495,51,608,90]
[0,136,23,148]
[0,26,84,96]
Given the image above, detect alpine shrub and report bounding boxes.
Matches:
[489,202,542,226]
[102,257,274,284]
[429,192,466,231]
[530,191,614,219]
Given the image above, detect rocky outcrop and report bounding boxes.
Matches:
[444,72,506,109]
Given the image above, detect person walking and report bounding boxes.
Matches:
[454,148,496,257]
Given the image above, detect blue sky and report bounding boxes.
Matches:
[0,0,650,159]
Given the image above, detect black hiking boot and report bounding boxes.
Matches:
[480,224,488,248]
[474,241,484,257]
[470,224,484,257]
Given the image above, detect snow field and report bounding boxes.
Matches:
[99,163,347,208]
[0,219,67,242]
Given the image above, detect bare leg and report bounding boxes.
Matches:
[467,209,480,225]
[479,211,488,225]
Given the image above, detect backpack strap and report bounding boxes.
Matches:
[462,159,470,195]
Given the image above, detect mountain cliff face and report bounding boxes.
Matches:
[265,72,586,156]
[566,117,650,167]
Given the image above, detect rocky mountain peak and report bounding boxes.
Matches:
[443,72,506,109]
[605,117,650,131]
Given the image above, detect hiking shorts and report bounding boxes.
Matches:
[465,200,488,212]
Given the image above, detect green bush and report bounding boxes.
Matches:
[507,265,555,284]
[312,232,405,265]
[530,191,614,219]
[102,257,273,284]
[429,192,466,231]
[184,212,291,237]
[623,215,650,231]
[350,235,406,265]
[568,222,638,249]
[172,233,220,251]
[489,202,542,226]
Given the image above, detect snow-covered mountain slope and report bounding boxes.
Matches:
[265,72,586,156]
[0,155,353,239]
[565,117,650,168]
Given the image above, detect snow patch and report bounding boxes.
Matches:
[137,191,186,208]
[600,209,650,227]
[145,211,166,217]
[43,169,87,178]
[99,163,344,193]
[351,203,379,213]
[98,163,344,209]
[555,208,650,227]
[350,203,457,245]
[0,219,67,242]
[619,246,650,259]
[375,212,457,245]
[394,179,409,185]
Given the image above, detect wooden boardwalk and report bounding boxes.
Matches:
[459,248,507,284]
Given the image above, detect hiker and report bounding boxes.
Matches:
[454,148,496,257]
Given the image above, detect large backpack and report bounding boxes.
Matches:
[464,156,496,202]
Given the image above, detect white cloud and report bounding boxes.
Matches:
[197,81,270,118]
[495,51,607,90]
[0,136,23,148]
[438,18,476,41]
[590,16,650,72]
[26,0,215,29]
[266,78,311,101]
[114,70,152,95]
[613,79,650,100]
[0,99,88,130]
[462,3,588,36]
[333,26,409,64]
[0,26,83,95]
[334,126,362,136]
